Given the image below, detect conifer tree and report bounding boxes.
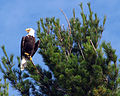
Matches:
[0,78,9,96]
[0,3,120,96]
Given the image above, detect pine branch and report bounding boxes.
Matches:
[31,61,40,74]
[78,43,85,60]
[60,8,71,36]
[89,39,97,52]
[1,46,9,60]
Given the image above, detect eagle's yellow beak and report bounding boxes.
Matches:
[25,28,30,33]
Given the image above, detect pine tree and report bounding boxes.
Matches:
[0,78,9,96]
[0,3,120,96]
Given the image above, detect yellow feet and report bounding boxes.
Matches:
[24,52,30,56]
[29,56,32,61]
[24,52,32,61]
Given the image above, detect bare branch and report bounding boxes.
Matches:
[89,40,97,52]
[30,60,43,76]
[78,43,85,60]
[60,8,71,36]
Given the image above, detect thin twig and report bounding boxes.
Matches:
[60,8,71,36]
[31,61,39,73]
[97,33,102,47]
[89,39,97,52]
[58,28,63,42]
[78,43,85,60]
[114,61,118,75]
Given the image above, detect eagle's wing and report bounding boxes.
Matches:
[21,37,25,59]
[32,40,40,57]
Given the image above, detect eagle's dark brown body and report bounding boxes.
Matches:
[21,35,40,59]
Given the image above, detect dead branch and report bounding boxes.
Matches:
[89,39,97,52]
[60,8,71,36]
[78,43,85,60]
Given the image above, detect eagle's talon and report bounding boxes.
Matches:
[24,52,30,56]
[29,56,32,61]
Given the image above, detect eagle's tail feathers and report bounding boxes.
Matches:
[20,57,27,71]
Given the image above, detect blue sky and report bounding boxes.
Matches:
[0,0,120,95]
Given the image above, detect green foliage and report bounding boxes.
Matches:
[0,3,120,96]
[0,78,9,96]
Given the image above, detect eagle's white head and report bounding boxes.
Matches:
[26,28,35,37]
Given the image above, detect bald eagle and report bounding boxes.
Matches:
[20,28,40,71]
